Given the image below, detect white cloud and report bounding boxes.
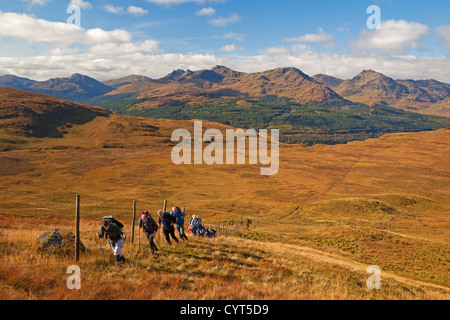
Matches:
[69,0,92,9]
[127,6,149,16]
[221,48,450,83]
[103,5,125,15]
[209,13,240,27]
[284,28,334,43]
[0,52,221,81]
[89,40,159,54]
[436,25,450,46]
[2,45,450,84]
[0,11,131,44]
[22,0,49,6]
[220,44,237,52]
[1,9,449,85]
[223,33,245,41]
[351,20,429,54]
[196,7,216,16]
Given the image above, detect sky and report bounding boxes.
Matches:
[0,0,449,82]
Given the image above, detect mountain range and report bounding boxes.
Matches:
[323,70,450,117]
[1,66,449,118]
[0,73,114,103]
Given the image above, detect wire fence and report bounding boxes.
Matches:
[0,175,251,262]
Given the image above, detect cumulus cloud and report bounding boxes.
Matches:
[69,0,92,9]
[284,28,334,43]
[223,48,450,83]
[1,10,449,85]
[196,7,216,16]
[0,52,221,81]
[1,48,450,83]
[22,0,49,7]
[351,19,430,54]
[88,40,159,55]
[209,13,240,27]
[127,6,149,16]
[0,11,131,44]
[103,5,125,15]
[223,33,245,41]
[220,44,237,52]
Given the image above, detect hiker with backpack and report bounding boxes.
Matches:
[158,210,179,245]
[97,217,127,265]
[189,215,207,237]
[170,207,188,241]
[139,211,159,254]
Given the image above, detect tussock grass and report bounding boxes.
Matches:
[0,219,448,300]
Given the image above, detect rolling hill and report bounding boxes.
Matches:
[0,89,448,299]
[86,93,450,146]
[0,87,110,139]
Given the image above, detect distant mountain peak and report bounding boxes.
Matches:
[211,65,243,78]
[312,74,344,88]
[355,69,387,80]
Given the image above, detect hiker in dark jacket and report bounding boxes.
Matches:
[158,210,179,245]
[97,219,127,265]
[139,211,159,254]
[170,207,188,241]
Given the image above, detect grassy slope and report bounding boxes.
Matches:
[85,95,450,145]
[0,112,449,299]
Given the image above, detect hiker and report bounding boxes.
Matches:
[102,215,124,229]
[170,207,188,241]
[139,211,159,254]
[158,210,179,245]
[97,218,127,265]
[189,215,206,236]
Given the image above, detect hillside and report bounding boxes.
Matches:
[0,90,448,299]
[335,70,450,117]
[87,93,450,145]
[0,87,110,140]
[0,106,449,299]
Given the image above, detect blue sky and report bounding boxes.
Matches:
[0,0,449,81]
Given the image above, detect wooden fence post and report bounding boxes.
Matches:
[75,194,80,262]
[131,200,136,243]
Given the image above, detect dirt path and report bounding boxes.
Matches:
[276,242,450,296]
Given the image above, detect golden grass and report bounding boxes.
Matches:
[1,218,448,300]
[0,115,449,299]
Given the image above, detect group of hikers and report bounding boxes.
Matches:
[97,207,215,265]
